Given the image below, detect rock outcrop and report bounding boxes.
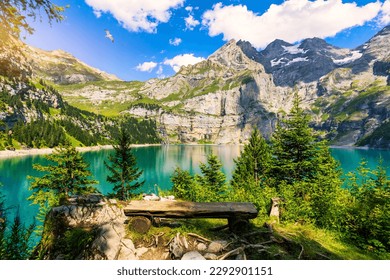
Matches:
[36,195,138,260]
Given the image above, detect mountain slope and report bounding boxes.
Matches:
[7,25,390,147]
[23,44,121,84]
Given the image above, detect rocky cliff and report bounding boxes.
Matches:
[11,25,390,147]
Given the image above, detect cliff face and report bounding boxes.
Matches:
[14,25,390,147]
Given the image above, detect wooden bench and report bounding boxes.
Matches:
[123,200,258,233]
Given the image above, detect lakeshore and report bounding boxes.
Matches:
[0,144,162,159]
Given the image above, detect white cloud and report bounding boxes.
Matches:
[202,0,383,48]
[136,61,158,72]
[93,10,102,18]
[85,0,184,33]
[164,54,206,72]
[169,37,182,46]
[157,65,164,75]
[156,65,165,78]
[185,6,193,12]
[380,0,390,25]
[185,14,200,30]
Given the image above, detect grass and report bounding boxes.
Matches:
[125,213,388,260]
[276,223,390,260]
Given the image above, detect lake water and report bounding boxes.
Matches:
[1,145,390,226]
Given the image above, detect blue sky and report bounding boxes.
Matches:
[24,0,390,81]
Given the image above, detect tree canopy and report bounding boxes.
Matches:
[28,144,97,207]
[105,128,144,200]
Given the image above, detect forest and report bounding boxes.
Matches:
[1,93,389,260]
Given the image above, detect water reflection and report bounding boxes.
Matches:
[1,145,389,226]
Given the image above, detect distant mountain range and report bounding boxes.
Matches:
[1,26,390,148]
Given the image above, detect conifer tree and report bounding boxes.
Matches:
[231,128,271,189]
[28,144,97,207]
[270,92,344,227]
[105,128,144,200]
[271,92,318,184]
[196,154,227,201]
[4,215,35,260]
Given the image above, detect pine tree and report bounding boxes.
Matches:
[171,167,196,201]
[105,128,144,200]
[4,214,35,260]
[345,160,390,251]
[28,144,97,207]
[270,92,344,227]
[271,92,318,185]
[196,154,227,201]
[231,128,271,189]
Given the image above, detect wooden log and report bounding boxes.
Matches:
[123,200,258,220]
[128,216,152,234]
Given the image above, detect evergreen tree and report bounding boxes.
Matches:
[0,187,35,260]
[105,128,144,200]
[231,128,271,189]
[3,214,35,260]
[345,160,390,251]
[28,144,97,207]
[229,128,277,216]
[270,92,344,227]
[271,92,318,184]
[171,167,196,201]
[196,154,227,201]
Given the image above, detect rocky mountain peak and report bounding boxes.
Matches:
[208,39,264,72]
[358,24,390,61]
[236,40,261,62]
[299,37,332,51]
[23,44,121,84]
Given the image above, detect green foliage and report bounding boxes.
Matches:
[271,92,319,184]
[59,119,100,146]
[170,154,228,202]
[171,167,197,201]
[196,154,227,200]
[269,93,345,228]
[60,228,97,259]
[343,160,390,252]
[228,129,275,218]
[106,116,161,145]
[0,186,35,260]
[28,145,98,207]
[0,189,6,258]
[105,128,144,200]
[357,121,390,148]
[231,128,271,189]
[2,215,35,260]
[12,119,67,148]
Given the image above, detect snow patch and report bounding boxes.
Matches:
[271,58,286,67]
[285,57,309,66]
[282,45,307,55]
[333,51,362,65]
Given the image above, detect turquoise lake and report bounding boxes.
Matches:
[1,145,390,226]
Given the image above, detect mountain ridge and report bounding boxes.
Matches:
[2,25,390,148]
